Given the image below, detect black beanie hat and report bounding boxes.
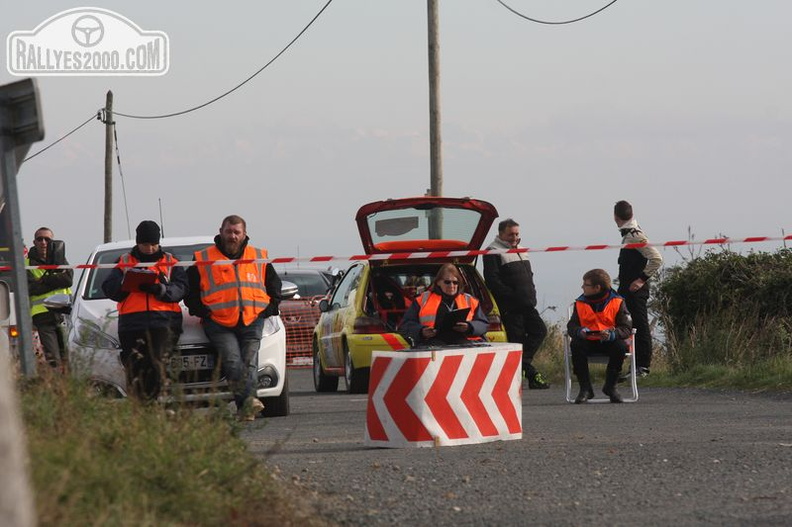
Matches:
[135,220,161,244]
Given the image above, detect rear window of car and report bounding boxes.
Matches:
[280,271,330,297]
[368,206,484,247]
[83,243,210,300]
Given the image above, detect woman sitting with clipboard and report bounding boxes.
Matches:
[400,263,489,347]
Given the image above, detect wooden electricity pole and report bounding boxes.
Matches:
[427,0,442,198]
[103,90,113,243]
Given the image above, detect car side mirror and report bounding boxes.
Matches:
[43,293,72,315]
[280,281,298,300]
[318,298,329,312]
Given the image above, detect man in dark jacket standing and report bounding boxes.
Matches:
[483,218,549,389]
[614,200,663,378]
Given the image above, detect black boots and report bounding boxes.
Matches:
[574,382,595,404]
[574,367,594,404]
[602,369,623,403]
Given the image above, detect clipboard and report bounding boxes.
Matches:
[121,268,158,292]
[437,307,470,332]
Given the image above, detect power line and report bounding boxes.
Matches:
[112,123,132,239]
[494,0,620,25]
[113,0,334,120]
[23,112,99,162]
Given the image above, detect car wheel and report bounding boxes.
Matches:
[88,381,125,399]
[262,373,290,417]
[313,339,338,392]
[344,342,370,394]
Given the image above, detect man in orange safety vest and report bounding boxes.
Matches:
[184,215,282,421]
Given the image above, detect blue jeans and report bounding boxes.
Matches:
[202,317,264,409]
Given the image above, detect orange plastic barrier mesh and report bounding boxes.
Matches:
[281,297,323,368]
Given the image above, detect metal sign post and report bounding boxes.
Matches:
[0,78,45,377]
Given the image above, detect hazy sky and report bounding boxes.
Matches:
[2,1,791,319]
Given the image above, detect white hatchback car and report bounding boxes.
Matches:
[55,237,292,416]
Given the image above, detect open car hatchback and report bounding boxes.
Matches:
[312,197,507,394]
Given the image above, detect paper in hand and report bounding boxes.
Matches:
[121,269,158,293]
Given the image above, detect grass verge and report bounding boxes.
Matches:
[19,369,331,527]
[532,321,792,393]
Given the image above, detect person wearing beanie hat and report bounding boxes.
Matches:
[102,220,188,401]
[136,220,161,245]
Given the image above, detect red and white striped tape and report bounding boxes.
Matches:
[4,234,790,272]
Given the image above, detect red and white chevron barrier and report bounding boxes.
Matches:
[4,234,790,272]
[365,344,523,448]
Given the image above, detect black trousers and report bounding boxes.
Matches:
[570,338,627,386]
[502,307,547,376]
[618,285,651,369]
[119,327,179,402]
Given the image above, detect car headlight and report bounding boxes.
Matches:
[73,321,120,350]
[260,316,282,338]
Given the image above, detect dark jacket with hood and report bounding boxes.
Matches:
[102,246,188,334]
[567,289,632,342]
[483,235,537,313]
[399,285,489,347]
[27,242,74,297]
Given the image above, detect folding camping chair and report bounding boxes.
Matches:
[563,305,639,403]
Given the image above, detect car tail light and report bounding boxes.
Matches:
[9,326,19,339]
[487,314,503,333]
[352,316,389,334]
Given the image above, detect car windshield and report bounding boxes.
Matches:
[83,243,210,300]
[280,271,330,297]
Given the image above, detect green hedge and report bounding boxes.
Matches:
[654,248,792,370]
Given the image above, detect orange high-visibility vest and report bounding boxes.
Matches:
[195,245,270,327]
[117,253,181,316]
[416,291,479,328]
[575,297,623,340]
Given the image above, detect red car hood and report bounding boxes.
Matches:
[355,197,498,263]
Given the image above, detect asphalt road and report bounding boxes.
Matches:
[243,368,792,527]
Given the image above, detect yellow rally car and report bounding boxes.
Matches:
[312,196,507,393]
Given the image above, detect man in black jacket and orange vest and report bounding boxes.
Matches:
[567,269,632,403]
[102,220,188,401]
[184,215,281,421]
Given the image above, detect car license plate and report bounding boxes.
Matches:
[170,354,215,371]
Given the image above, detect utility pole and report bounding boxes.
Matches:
[103,90,113,243]
[426,0,444,240]
[427,0,442,198]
